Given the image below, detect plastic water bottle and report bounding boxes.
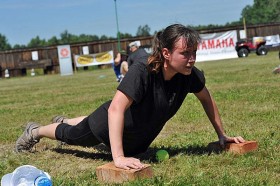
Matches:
[1,165,52,186]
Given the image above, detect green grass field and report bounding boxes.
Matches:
[1,52,279,185]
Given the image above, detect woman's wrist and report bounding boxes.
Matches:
[216,128,226,138]
[113,154,124,160]
[218,133,227,139]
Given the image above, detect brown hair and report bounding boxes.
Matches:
[147,24,200,73]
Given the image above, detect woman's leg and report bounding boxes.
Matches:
[54,117,100,147]
[64,116,87,126]
[37,123,59,139]
[15,122,58,152]
[52,116,87,126]
[15,116,100,152]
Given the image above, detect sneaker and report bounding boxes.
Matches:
[15,122,41,152]
[51,115,67,123]
[118,74,124,82]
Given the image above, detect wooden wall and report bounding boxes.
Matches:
[0,37,153,77]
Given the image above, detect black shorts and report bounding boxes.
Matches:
[55,116,101,147]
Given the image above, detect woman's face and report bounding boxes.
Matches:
[164,37,197,76]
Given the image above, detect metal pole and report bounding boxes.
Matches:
[114,0,121,51]
[243,17,247,39]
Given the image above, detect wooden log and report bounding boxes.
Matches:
[96,162,153,183]
[207,141,258,154]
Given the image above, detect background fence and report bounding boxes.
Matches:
[1,22,279,77]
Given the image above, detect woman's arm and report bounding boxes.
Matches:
[194,87,245,147]
[108,90,144,170]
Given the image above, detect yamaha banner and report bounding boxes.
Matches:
[196,30,238,62]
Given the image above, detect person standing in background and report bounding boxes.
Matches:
[120,41,149,76]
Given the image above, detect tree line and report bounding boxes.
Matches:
[0,25,151,51]
[1,0,279,51]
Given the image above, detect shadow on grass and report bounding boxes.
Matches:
[52,144,113,161]
[136,145,217,162]
[52,144,218,163]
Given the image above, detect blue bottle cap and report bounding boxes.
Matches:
[34,176,52,186]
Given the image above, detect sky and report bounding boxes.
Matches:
[0,0,254,46]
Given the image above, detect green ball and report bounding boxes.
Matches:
[156,150,169,161]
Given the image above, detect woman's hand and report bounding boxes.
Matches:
[114,156,145,170]
[219,135,245,148]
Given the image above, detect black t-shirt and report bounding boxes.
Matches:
[90,62,205,156]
